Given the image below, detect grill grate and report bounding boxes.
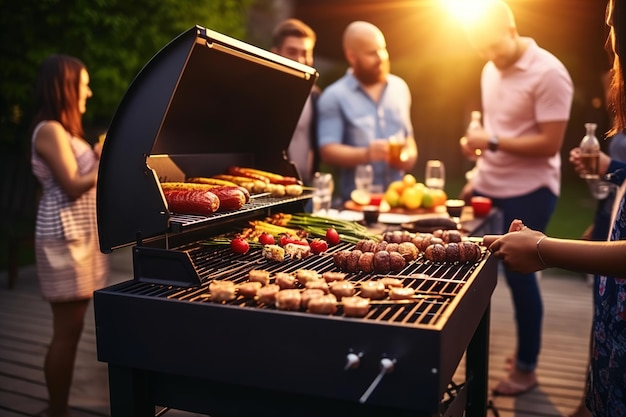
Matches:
[116,241,486,327]
[168,193,311,232]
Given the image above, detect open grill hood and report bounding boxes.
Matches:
[96,25,318,253]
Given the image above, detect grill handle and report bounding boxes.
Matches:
[359,358,396,404]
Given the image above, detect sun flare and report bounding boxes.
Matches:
[441,0,496,24]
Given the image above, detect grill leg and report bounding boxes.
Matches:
[108,364,155,416]
[465,303,490,416]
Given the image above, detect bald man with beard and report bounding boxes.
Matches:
[317,21,418,202]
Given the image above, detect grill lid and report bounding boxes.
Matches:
[97,25,318,253]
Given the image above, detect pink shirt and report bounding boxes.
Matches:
[474,37,573,198]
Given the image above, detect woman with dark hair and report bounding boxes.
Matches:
[31,54,108,417]
[488,1,626,414]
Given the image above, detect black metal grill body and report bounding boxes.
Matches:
[95,243,497,416]
[94,24,497,417]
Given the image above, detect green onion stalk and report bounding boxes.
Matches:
[283,213,380,244]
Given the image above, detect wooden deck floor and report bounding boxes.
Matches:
[0,247,592,417]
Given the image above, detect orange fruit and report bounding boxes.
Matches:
[429,188,448,206]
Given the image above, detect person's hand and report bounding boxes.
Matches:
[369,139,389,163]
[488,221,547,274]
[93,141,103,159]
[459,136,477,160]
[598,151,611,175]
[569,147,611,176]
[464,128,490,154]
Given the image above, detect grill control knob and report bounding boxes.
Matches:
[359,357,397,403]
[344,352,361,370]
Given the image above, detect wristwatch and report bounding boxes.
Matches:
[488,135,499,152]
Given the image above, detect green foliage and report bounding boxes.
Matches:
[0,0,254,147]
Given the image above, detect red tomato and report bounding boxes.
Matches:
[259,232,275,245]
[325,227,340,245]
[230,237,250,254]
[310,238,328,254]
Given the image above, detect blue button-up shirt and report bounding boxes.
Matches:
[317,70,414,201]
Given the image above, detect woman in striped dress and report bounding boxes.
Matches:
[30,54,108,417]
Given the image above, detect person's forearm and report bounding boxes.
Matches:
[539,238,626,277]
[320,144,369,167]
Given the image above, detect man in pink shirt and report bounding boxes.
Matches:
[458,0,573,396]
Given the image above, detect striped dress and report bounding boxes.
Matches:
[31,121,108,302]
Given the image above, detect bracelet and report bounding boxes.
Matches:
[536,236,548,268]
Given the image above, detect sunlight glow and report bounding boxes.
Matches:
[441,0,495,25]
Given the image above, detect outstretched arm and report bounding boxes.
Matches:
[488,222,626,277]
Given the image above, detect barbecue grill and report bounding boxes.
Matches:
[94,25,498,417]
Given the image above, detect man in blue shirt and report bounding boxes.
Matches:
[317,21,418,202]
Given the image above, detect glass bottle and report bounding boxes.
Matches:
[468,110,482,131]
[579,123,600,179]
[464,110,482,176]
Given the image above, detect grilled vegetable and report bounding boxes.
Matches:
[310,239,328,254]
[326,227,341,245]
[163,189,220,216]
[230,237,250,254]
[258,232,275,245]
[284,184,303,196]
[213,174,267,193]
[229,166,301,186]
[186,177,238,187]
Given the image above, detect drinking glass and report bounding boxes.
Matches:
[312,172,334,215]
[354,164,373,192]
[388,131,407,165]
[587,177,613,200]
[425,160,445,190]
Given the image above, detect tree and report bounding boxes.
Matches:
[0,0,254,147]
[0,0,253,274]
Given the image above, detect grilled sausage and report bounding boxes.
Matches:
[301,289,325,309]
[397,242,419,262]
[424,243,447,262]
[357,252,375,274]
[342,296,370,318]
[275,272,297,290]
[229,166,301,186]
[329,281,356,300]
[389,287,415,300]
[274,289,302,311]
[346,249,363,273]
[161,182,248,210]
[359,280,386,300]
[388,251,406,272]
[307,294,338,315]
[163,189,220,216]
[373,250,390,273]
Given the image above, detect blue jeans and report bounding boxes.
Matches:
[476,187,557,372]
